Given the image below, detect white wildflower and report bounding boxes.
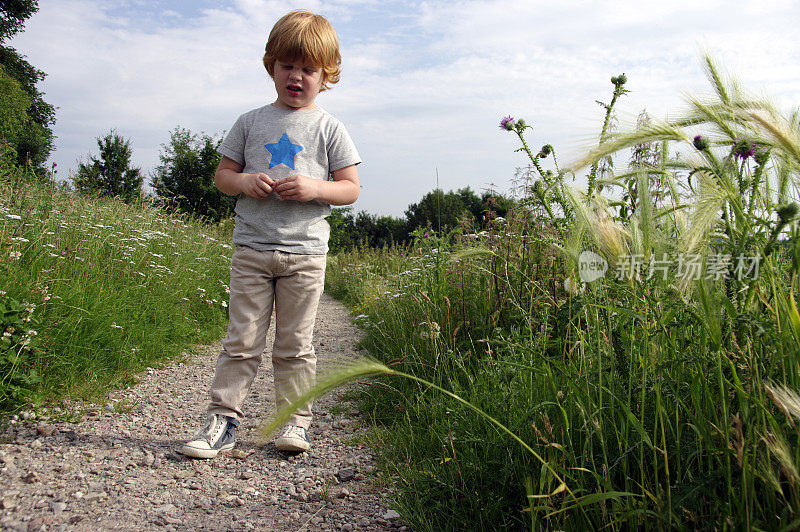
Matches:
[420,321,441,340]
[564,277,585,295]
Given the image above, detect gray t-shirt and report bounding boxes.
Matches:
[218,104,361,254]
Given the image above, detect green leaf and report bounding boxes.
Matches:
[601,385,653,449]
[546,491,640,517]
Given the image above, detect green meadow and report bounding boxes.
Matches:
[0,169,232,411]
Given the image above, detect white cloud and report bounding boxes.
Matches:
[10,0,800,216]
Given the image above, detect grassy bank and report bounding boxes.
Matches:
[325,59,800,529]
[0,166,232,413]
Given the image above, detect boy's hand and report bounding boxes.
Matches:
[274,174,320,202]
[241,173,275,199]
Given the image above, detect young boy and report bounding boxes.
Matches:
[181,9,360,458]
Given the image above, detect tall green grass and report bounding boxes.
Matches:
[321,58,800,529]
[0,165,233,412]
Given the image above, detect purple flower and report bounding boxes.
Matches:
[693,135,708,151]
[423,232,429,238]
[733,137,757,160]
[499,116,515,131]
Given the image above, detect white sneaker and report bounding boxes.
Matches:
[274,425,311,452]
[180,414,239,459]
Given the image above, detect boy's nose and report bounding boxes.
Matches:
[289,69,302,80]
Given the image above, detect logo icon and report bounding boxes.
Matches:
[578,251,608,283]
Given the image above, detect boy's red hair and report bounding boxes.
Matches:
[263,10,341,91]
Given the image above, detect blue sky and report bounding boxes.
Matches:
[11,0,800,217]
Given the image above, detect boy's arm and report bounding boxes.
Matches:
[274,165,360,206]
[214,155,276,198]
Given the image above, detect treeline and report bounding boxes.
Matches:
[55,126,515,252]
[327,187,514,252]
[70,127,236,222]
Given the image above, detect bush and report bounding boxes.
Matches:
[150,127,235,222]
[73,130,144,203]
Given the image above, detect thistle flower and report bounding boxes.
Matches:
[539,144,553,158]
[733,137,757,160]
[500,116,515,131]
[611,74,627,86]
[693,135,709,151]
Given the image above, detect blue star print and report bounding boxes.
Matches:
[265,132,303,170]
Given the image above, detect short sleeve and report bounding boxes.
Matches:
[218,114,247,166]
[327,121,361,172]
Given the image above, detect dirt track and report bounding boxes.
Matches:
[0,294,405,531]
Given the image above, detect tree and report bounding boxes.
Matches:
[73,130,144,203]
[0,65,29,168]
[0,0,38,42]
[405,187,481,234]
[480,191,514,220]
[0,0,56,169]
[375,214,408,247]
[150,128,235,222]
[327,207,408,253]
[327,207,357,253]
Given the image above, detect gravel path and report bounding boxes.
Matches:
[0,294,405,531]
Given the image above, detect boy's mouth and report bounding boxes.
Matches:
[287,85,302,93]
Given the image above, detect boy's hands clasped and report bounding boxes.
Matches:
[240,173,318,202]
[240,173,324,202]
[272,174,320,202]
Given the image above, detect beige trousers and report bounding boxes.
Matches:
[208,246,326,429]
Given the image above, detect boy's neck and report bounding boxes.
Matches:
[271,101,318,111]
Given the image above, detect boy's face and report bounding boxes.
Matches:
[272,59,324,111]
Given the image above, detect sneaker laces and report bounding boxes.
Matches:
[198,415,228,443]
[280,425,307,440]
